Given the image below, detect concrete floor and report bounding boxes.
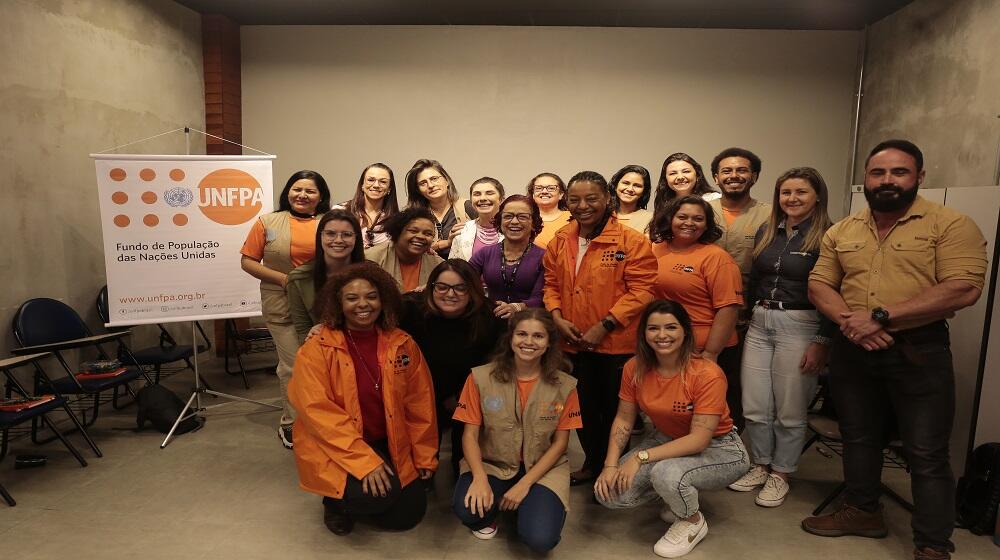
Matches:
[2,356,998,560]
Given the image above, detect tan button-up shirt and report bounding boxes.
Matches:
[809,195,987,330]
[708,197,771,292]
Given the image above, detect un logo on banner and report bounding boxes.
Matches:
[165,187,194,207]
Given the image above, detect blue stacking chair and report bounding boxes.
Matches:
[11,298,152,429]
[1,353,91,506]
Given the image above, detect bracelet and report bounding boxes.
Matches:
[811,335,833,346]
[603,464,619,468]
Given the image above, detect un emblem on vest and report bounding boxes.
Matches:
[483,396,504,412]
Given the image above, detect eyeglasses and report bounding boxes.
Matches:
[533,185,560,194]
[430,281,469,295]
[364,177,390,188]
[501,212,532,223]
[417,175,446,189]
[321,231,356,241]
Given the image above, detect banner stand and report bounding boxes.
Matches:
[95,126,282,448]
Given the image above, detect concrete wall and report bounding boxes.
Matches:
[242,26,859,217]
[856,0,1000,187]
[0,0,205,354]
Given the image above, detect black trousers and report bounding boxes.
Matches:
[570,352,630,473]
[717,341,745,432]
[323,439,427,531]
[829,321,955,552]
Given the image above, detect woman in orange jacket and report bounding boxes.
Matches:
[542,170,658,485]
[289,262,438,536]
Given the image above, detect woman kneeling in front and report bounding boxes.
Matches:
[452,308,581,552]
[289,262,438,536]
[595,300,749,558]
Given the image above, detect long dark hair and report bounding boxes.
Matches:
[405,159,459,208]
[312,210,366,301]
[343,163,400,231]
[649,195,723,244]
[610,164,653,211]
[653,153,714,216]
[421,259,494,340]
[566,170,614,240]
[276,170,331,215]
[318,262,403,331]
[489,308,570,385]
[633,300,696,390]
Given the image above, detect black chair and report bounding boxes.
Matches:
[0,480,13,506]
[801,376,913,515]
[224,319,276,389]
[2,353,90,506]
[96,286,212,386]
[11,298,152,428]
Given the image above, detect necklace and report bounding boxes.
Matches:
[346,330,382,392]
[499,240,531,299]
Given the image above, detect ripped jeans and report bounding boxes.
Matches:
[597,430,749,518]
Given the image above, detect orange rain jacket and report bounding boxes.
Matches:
[543,215,657,355]
[289,326,438,499]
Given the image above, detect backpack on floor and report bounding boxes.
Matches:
[136,384,202,435]
[956,442,1000,535]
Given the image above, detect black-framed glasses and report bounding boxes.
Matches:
[501,212,532,223]
[430,281,469,295]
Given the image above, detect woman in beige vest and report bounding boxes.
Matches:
[240,170,331,449]
[452,308,581,552]
[364,208,444,293]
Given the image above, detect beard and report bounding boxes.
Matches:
[864,184,919,212]
[720,180,752,201]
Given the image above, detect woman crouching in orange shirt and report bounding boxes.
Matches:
[289,262,438,536]
[595,300,749,558]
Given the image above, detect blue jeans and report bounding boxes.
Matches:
[597,430,749,518]
[453,469,566,552]
[741,306,820,473]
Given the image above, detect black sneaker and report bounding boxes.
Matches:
[279,425,293,449]
[323,501,354,535]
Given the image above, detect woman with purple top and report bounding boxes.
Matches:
[469,195,546,320]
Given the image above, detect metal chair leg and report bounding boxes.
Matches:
[0,481,14,506]
[812,481,847,516]
[60,401,102,458]
[40,415,87,467]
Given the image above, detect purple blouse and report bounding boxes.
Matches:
[468,243,545,307]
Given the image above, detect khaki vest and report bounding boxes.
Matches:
[258,211,302,325]
[708,198,771,291]
[364,242,443,292]
[459,363,577,509]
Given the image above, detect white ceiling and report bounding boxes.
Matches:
[175,0,913,30]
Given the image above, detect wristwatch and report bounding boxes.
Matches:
[601,318,617,332]
[636,450,650,465]
[871,307,891,327]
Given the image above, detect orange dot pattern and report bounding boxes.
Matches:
[173,214,189,226]
[143,214,159,227]
[139,168,156,181]
[114,215,130,227]
[110,168,127,181]
[141,191,157,204]
[111,191,128,204]
[169,169,185,181]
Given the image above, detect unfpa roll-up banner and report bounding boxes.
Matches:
[92,155,275,326]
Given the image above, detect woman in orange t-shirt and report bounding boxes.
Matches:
[649,195,745,430]
[240,170,331,449]
[595,300,749,558]
[526,172,570,249]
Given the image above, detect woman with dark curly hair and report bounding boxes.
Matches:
[289,262,438,536]
[365,207,445,292]
[649,195,745,429]
[400,259,505,474]
[452,308,581,551]
[468,194,546,318]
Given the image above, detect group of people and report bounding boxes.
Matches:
[239,140,987,560]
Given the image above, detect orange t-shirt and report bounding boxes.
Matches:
[399,260,421,292]
[453,374,582,431]
[533,211,571,249]
[240,214,318,268]
[651,242,743,349]
[721,207,739,227]
[619,357,733,439]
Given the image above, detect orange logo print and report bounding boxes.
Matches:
[197,169,264,225]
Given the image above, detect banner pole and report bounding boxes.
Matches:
[185,127,191,156]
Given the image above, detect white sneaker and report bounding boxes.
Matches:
[727,464,768,492]
[653,515,708,558]
[659,504,676,524]
[472,522,498,540]
[755,473,789,507]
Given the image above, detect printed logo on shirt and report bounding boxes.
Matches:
[789,251,815,258]
[538,401,564,421]
[671,263,695,273]
[672,400,694,413]
[483,396,504,413]
[392,354,411,373]
[599,249,624,268]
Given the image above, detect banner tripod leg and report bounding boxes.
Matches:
[160,321,280,449]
